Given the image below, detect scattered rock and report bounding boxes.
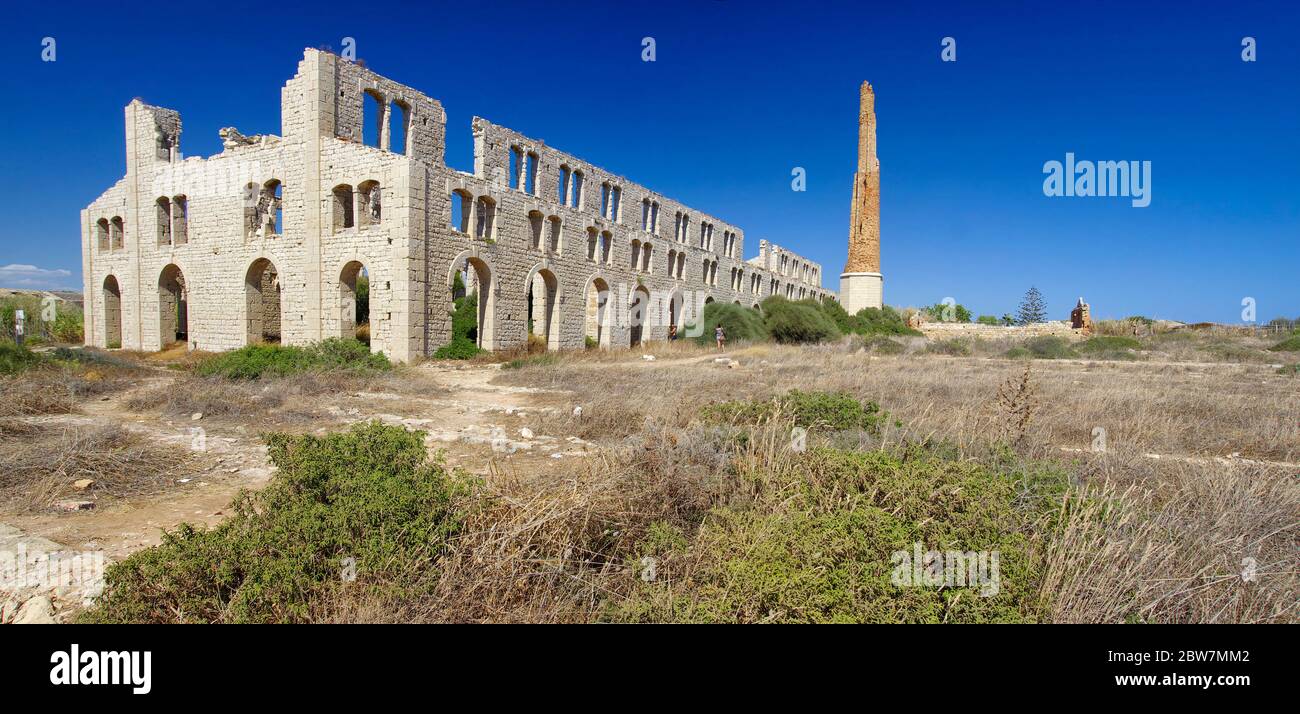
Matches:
[73,479,95,491]
[14,596,55,625]
[572,406,583,417]
[642,354,656,361]
[519,427,534,439]
[713,357,730,364]
[191,412,203,421]
[55,500,95,512]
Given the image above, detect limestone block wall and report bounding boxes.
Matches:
[81,49,835,362]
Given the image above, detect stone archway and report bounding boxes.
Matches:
[447,254,494,351]
[158,264,187,348]
[103,275,122,349]
[340,261,370,344]
[245,258,282,344]
[526,266,560,351]
[584,277,612,349]
[629,285,650,348]
[667,288,685,341]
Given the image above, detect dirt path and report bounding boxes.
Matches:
[1,361,574,619]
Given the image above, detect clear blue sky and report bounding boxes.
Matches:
[2,0,1296,323]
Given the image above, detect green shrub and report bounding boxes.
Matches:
[976,315,1000,326]
[1074,335,1141,361]
[196,338,391,379]
[435,293,484,359]
[1021,336,1076,360]
[692,302,767,345]
[701,389,889,435]
[433,337,482,360]
[1005,346,1032,360]
[1278,363,1299,376]
[1268,335,1300,352]
[1077,336,1141,352]
[821,298,919,336]
[584,336,599,350]
[613,447,1058,623]
[80,422,472,623]
[861,335,905,354]
[761,297,839,344]
[923,302,972,324]
[0,341,44,375]
[925,338,971,356]
[854,306,921,336]
[0,295,83,344]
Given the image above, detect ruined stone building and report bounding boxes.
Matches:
[81,49,830,361]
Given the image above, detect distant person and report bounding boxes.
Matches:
[715,325,726,351]
[668,324,677,342]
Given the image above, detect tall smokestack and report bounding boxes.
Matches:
[841,81,884,311]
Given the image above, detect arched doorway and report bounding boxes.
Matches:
[629,285,650,348]
[584,277,612,349]
[158,264,187,347]
[447,255,494,350]
[245,258,282,344]
[667,288,685,341]
[340,261,370,345]
[103,275,122,349]
[526,267,560,351]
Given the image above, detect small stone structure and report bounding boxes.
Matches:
[840,81,884,313]
[1070,297,1093,333]
[80,49,830,361]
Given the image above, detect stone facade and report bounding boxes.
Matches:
[81,49,831,361]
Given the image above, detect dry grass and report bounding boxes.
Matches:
[0,422,196,513]
[477,339,1298,623]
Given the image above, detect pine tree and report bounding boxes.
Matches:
[1017,287,1047,325]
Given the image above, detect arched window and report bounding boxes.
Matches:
[558,165,571,205]
[390,100,410,154]
[641,242,652,272]
[528,210,545,250]
[509,146,523,190]
[332,184,354,233]
[96,218,110,252]
[547,216,562,254]
[630,238,641,270]
[572,170,585,209]
[172,196,188,244]
[525,152,539,195]
[599,230,612,264]
[110,217,124,250]
[264,180,283,236]
[363,90,386,148]
[474,196,496,239]
[358,181,381,227]
[586,227,599,261]
[156,197,172,246]
[450,189,471,233]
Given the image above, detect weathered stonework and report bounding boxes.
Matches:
[81,50,831,361]
[840,81,884,313]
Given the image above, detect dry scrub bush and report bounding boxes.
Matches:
[0,423,193,513]
[1043,459,1297,623]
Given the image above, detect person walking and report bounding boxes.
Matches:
[715,324,726,351]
